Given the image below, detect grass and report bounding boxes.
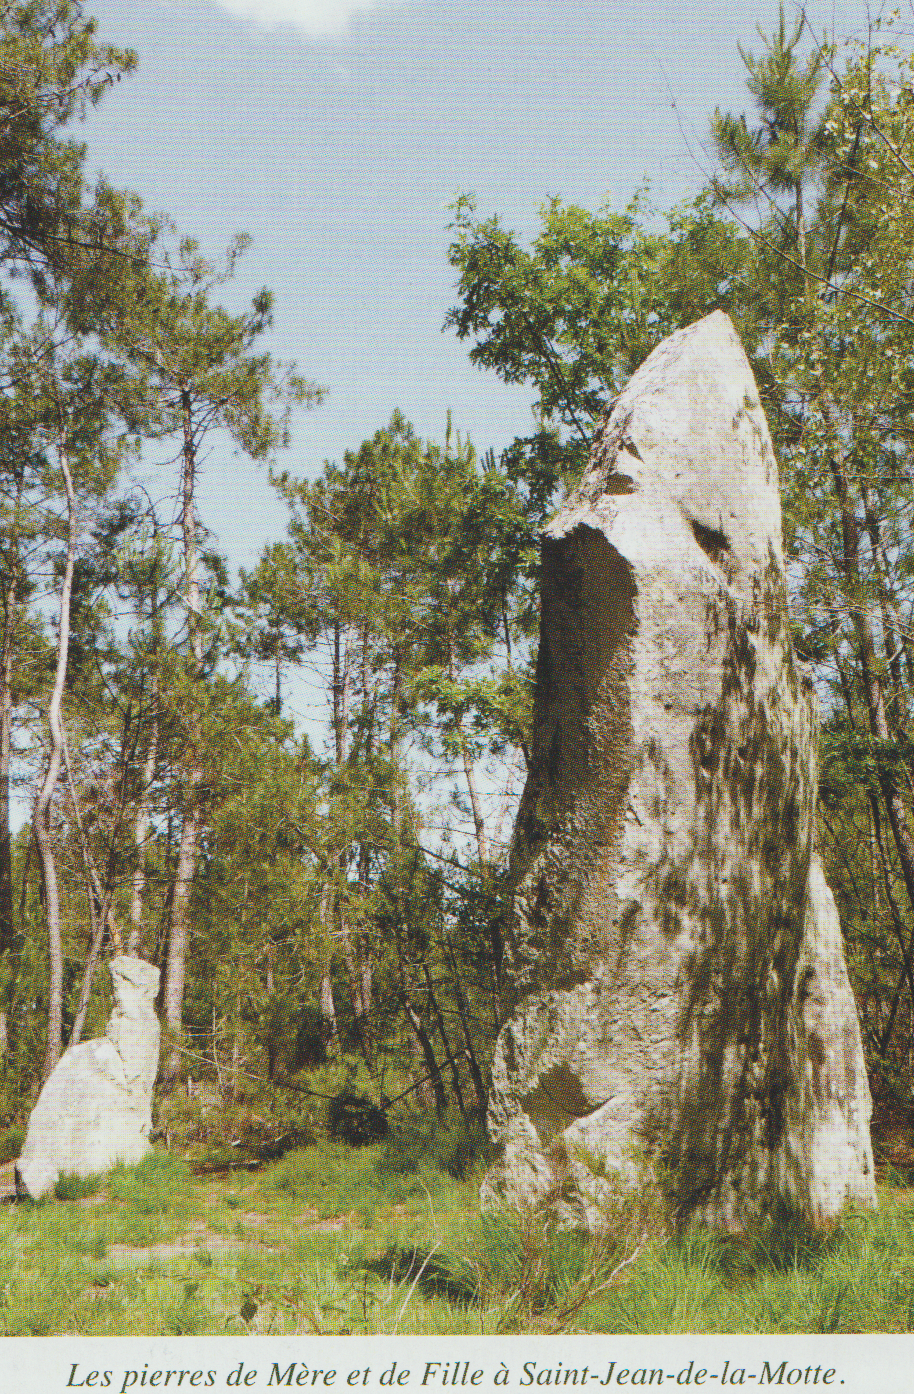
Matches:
[577,1192,914,1333]
[54,1171,106,1201]
[1,1112,914,1335]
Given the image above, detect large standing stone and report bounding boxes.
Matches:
[484,312,875,1231]
[17,956,160,1199]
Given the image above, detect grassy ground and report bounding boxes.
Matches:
[1,1115,913,1336]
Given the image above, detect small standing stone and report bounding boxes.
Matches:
[17,955,160,1199]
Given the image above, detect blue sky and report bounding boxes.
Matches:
[78,0,868,573]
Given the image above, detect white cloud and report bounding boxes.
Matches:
[210,0,405,35]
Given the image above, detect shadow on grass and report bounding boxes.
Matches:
[362,1243,479,1307]
[713,1198,845,1279]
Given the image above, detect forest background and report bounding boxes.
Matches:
[3,0,914,1164]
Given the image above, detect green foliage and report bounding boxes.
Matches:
[0,0,138,303]
[53,1170,105,1201]
[448,194,640,436]
[446,191,750,522]
[6,0,914,1310]
[380,1109,492,1180]
[712,7,829,208]
[0,1124,24,1164]
[101,228,324,463]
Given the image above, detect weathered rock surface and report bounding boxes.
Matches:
[17,956,160,1199]
[484,311,875,1231]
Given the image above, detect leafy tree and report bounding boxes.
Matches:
[0,0,149,1050]
[270,411,532,1100]
[711,5,829,292]
[445,13,914,1097]
[709,15,914,1084]
[0,338,44,954]
[446,192,751,528]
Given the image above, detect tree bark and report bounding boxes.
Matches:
[129,673,160,955]
[444,618,502,1021]
[332,619,350,768]
[327,618,375,1063]
[868,791,914,1058]
[319,967,339,1053]
[423,960,465,1117]
[164,387,204,1084]
[338,901,373,1067]
[402,988,446,1115]
[0,493,19,953]
[33,448,78,1082]
[443,607,488,867]
[445,932,488,1113]
[66,712,134,1048]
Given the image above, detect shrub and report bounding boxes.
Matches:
[54,1171,105,1201]
[164,1074,317,1168]
[380,1109,490,1179]
[0,1124,24,1165]
[431,1114,492,1179]
[328,1092,388,1146]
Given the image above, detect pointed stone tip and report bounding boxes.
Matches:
[109,954,160,996]
[688,308,734,330]
[551,311,782,601]
[626,308,747,384]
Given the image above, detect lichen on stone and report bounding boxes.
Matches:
[484,312,875,1232]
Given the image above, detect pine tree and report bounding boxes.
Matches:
[102,231,323,1083]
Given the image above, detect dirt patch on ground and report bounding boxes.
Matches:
[107,1209,355,1262]
[109,1218,272,1263]
[308,1211,356,1232]
[109,1234,242,1263]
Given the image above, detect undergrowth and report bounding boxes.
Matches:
[1,1108,913,1335]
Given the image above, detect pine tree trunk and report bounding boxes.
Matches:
[356,621,375,1037]
[0,468,23,954]
[164,388,204,1085]
[129,675,159,954]
[402,989,446,1115]
[65,725,124,1048]
[339,898,373,1067]
[407,1030,436,1111]
[327,619,374,1063]
[332,620,350,767]
[33,448,78,1082]
[445,933,488,1112]
[423,961,465,1117]
[0,558,16,954]
[320,968,339,1053]
[445,626,501,1022]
